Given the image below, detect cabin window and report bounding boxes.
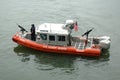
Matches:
[58,36,65,41]
[49,35,55,41]
[40,34,47,40]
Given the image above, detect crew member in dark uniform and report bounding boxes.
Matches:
[30,24,36,41]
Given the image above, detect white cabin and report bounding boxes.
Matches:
[36,23,72,46]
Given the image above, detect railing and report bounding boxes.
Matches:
[74,41,85,50]
[73,37,94,50]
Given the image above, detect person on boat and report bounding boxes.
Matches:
[30,24,36,41]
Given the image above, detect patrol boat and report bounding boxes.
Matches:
[12,20,111,57]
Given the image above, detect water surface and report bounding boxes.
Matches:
[0,0,120,80]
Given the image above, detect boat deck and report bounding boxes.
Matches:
[71,38,93,50]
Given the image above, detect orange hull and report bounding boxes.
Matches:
[12,33,101,57]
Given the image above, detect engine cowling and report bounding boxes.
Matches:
[98,36,111,50]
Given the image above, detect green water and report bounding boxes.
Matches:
[0,0,120,80]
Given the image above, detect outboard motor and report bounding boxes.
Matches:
[98,36,111,50]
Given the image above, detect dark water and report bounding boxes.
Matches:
[0,0,120,80]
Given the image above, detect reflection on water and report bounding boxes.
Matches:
[14,45,110,73]
[14,45,76,73]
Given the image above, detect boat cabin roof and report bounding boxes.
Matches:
[36,23,70,35]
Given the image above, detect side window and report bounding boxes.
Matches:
[58,36,65,41]
[40,34,47,40]
[49,35,55,41]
